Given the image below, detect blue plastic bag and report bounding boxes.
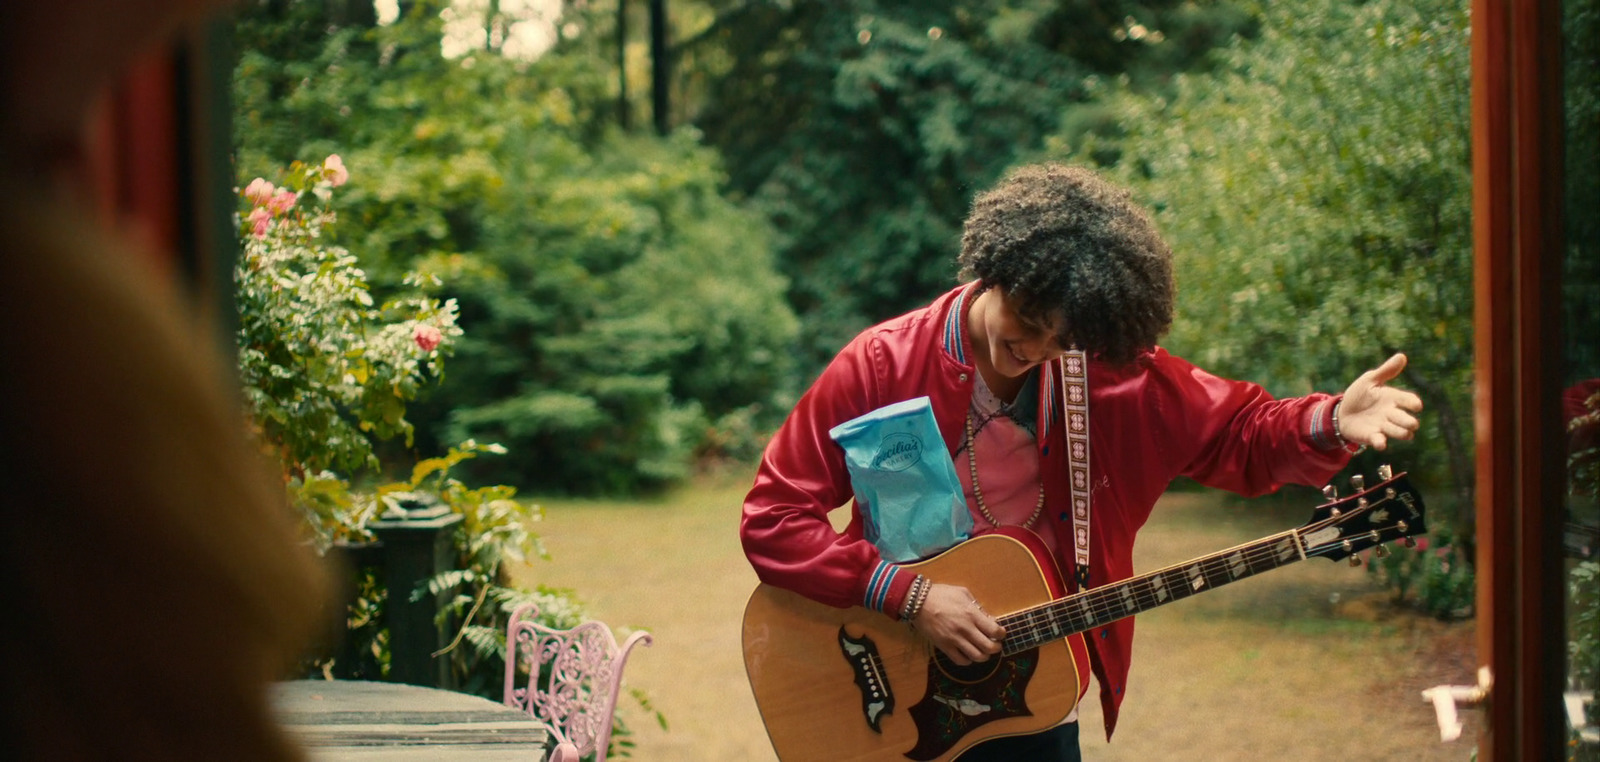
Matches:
[828,396,973,562]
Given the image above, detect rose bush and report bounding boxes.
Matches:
[236,155,464,500]
[233,158,615,712]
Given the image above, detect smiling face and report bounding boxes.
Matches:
[968,286,1069,379]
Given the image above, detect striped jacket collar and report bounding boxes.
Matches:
[940,282,1061,441]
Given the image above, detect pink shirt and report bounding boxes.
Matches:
[959,370,1060,556]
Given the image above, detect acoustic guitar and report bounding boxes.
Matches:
[742,468,1427,762]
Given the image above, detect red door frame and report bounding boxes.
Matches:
[84,21,236,346]
[1472,0,1568,758]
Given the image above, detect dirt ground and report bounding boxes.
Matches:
[510,473,1480,761]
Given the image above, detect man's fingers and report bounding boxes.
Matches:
[1383,421,1415,441]
[977,615,1006,641]
[943,633,988,665]
[1389,408,1421,433]
[1365,352,1409,386]
[961,617,1004,660]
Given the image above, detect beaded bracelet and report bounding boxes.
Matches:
[897,575,917,620]
[1331,400,1368,455]
[900,576,924,621]
[908,578,930,621]
[900,575,930,622]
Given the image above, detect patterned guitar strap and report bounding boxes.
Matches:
[1060,350,1093,591]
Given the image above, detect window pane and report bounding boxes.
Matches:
[1562,0,1600,757]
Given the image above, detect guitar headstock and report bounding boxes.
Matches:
[1299,465,1428,565]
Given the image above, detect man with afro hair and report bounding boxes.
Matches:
[741,163,1423,760]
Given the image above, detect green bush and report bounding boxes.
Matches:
[235,155,461,490]
[232,156,613,706]
[1054,0,1476,528]
[232,2,799,495]
[1365,522,1475,620]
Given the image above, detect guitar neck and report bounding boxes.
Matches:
[997,529,1311,656]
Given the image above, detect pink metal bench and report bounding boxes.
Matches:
[502,602,654,762]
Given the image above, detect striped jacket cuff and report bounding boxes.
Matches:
[1308,396,1344,451]
[863,560,912,615]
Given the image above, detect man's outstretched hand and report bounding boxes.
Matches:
[1337,353,1424,451]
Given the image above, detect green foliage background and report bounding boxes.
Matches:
[227,0,1600,737]
[681,0,1256,368]
[231,0,1479,522]
[234,0,796,494]
[1050,0,1476,528]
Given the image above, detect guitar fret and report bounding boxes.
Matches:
[1002,531,1348,656]
[1205,555,1233,587]
[1275,537,1298,563]
[1076,596,1097,628]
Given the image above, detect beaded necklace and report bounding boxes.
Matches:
[963,407,1045,529]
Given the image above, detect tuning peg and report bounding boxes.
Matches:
[1348,555,1362,568]
[1323,484,1338,500]
[1375,545,1391,559]
[1378,464,1393,481]
[1351,474,1366,492]
[1402,537,1417,548]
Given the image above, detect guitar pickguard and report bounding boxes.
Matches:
[903,648,1039,761]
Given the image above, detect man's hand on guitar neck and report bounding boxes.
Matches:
[911,583,1007,666]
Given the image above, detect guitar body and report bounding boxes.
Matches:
[742,529,1089,762]
[743,470,1429,761]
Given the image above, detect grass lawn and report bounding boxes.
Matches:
[508,468,1478,761]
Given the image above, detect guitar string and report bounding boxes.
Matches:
[1000,539,1294,651]
[1011,527,1308,627]
[998,497,1402,650]
[1001,539,1307,653]
[1037,510,1358,628]
[995,492,1408,651]
[997,538,1298,652]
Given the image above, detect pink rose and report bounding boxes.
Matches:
[1414,537,1430,552]
[268,189,298,215]
[244,177,275,206]
[413,324,443,352]
[323,154,349,187]
[248,207,271,239]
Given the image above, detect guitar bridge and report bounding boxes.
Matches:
[837,627,895,732]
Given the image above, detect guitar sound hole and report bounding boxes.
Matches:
[932,651,1003,685]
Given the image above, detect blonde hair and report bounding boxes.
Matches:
[0,184,335,760]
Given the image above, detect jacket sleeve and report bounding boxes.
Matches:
[1150,351,1352,496]
[739,333,917,615]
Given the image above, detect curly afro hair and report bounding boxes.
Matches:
[957,163,1175,366]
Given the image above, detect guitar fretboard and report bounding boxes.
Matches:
[996,530,1308,656]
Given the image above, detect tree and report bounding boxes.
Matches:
[1057,0,1475,525]
[233,0,797,493]
[680,0,1255,371]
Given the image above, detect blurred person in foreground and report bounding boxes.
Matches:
[0,1,335,759]
[740,163,1424,760]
